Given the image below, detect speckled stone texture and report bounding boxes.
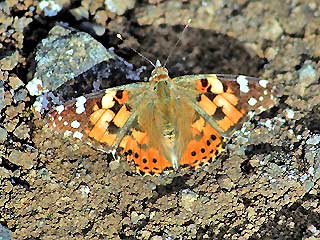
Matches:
[0,0,319,239]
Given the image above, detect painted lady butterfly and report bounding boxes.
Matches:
[46,60,277,175]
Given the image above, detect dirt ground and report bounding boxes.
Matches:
[1,0,320,239]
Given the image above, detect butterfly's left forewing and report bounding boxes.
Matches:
[47,84,150,152]
[174,73,277,135]
[172,73,277,168]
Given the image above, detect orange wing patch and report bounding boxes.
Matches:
[180,120,225,168]
[119,135,171,175]
[47,89,132,149]
[193,75,276,134]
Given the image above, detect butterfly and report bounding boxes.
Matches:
[46,60,277,175]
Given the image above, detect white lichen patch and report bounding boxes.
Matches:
[264,119,272,129]
[71,120,80,129]
[236,75,249,93]
[75,96,86,114]
[306,134,320,145]
[33,98,44,112]
[39,0,63,17]
[26,78,43,96]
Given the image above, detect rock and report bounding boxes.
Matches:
[0,127,8,144]
[306,134,320,145]
[180,189,198,211]
[109,160,120,171]
[217,175,235,190]
[0,81,5,111]
[13,88,28,102]
[0,224,12,240]
[27,25,114,96]
[259,18,283,41]
[8,150,36,169]
[0,51,20,71]
[105,0,136,15]
[295,64,319,96]
[13,122,30,140]
[69,6,89,20]
[130,211,139,224]
[298,64,318,87]
[8,75,24,90]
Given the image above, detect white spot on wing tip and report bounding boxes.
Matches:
[248,97,257,106]
[55,105,64,114]
[75,96,87,114]
[236,75,250,93]
[259,79,269,88]
[71,120,80,129]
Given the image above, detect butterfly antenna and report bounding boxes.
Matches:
[116,33,155,68]
[164,18,192,67]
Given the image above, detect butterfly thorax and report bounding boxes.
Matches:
[149,65,170,83]
[144,63,182,167]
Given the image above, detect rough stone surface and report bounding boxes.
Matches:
[27,25,115,96]
[0,51,20,71]
[0,127,8,144]
[0,224,12,240]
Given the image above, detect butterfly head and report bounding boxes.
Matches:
[149,60,170,83]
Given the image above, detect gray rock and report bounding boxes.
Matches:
[26,25,115,96]
[0,81,4,111]
[306,134,320,145]
[0,127,7,144]
[0,224,12,240]
[298,64,318,87]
